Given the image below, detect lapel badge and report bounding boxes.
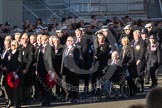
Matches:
[135,45,140,50]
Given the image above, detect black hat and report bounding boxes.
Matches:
[141,29,148,34]
[149,34,157,39]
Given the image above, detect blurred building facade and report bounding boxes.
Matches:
[0,0,22,27]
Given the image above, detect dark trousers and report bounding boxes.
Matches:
[91,72,99,90]
[22,74,33,104]
[136,62,145,91]
[22,85,31,103]
[55,74,65,97]
[31,67,41,99]
[149,64,159,87]
[6,84,22,105]
[66,72,79,100]
[32,74,42,99]
[127,78,137,95]
[91,70,103,90]
[145,65,150,83]
[80,74,90,91]
[145,70,150,83]
[37,76,52,104]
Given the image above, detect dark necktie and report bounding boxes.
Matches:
[18,49,22,62]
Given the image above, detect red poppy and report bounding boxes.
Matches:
[7,72,20,88]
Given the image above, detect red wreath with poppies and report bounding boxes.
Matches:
[46,72,58,87]
[7,72,20,88]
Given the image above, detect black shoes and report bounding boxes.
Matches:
[22,100,31,105]
[15,104,21,108]
[41,101,51,107]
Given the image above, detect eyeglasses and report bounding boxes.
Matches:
[11,44,15,46]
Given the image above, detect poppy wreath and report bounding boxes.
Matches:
[7,72,20,88]
[46,72,58,87]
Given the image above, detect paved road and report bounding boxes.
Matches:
[0,77,162,108]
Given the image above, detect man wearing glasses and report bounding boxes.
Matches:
[61,36,80,103]
[120,25,133,43]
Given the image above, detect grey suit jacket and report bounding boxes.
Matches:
[37,44,55,72]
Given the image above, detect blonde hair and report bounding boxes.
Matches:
[11,40,18,49]
[121,36,130,45]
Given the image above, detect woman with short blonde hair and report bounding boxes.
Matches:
[121,36,130,45]
[11,40,18,49]
[5,39,21,108]
[120,36,138,96]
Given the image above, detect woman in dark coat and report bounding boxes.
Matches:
[92,32,111,93]
[120,37,138,96]
[6,40,21,108]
